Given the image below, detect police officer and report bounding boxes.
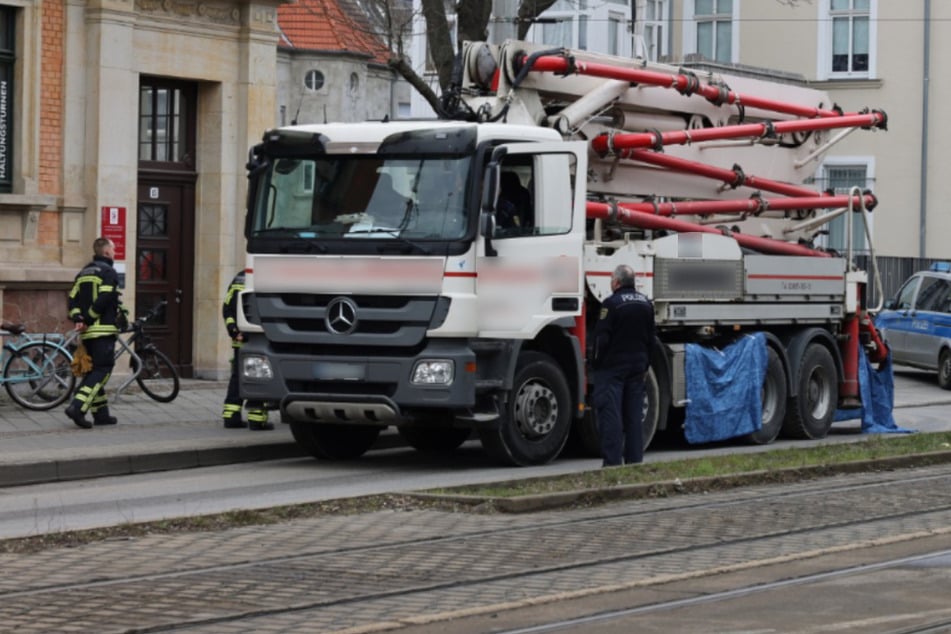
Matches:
[222,270,272,430]
[65,237,125,429]
[592,264,655,466]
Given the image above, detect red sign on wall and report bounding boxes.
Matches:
[100,206,127,260]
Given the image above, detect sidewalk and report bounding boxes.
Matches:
[0,379,308,487]
[1,369,949,488]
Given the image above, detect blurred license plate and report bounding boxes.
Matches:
[313,362,366,380]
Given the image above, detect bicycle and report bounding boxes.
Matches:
[1,324,76,411]
[111,300,181,403]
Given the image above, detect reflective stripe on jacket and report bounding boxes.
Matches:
[68,256,122,340]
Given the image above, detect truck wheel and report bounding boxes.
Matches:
[938,349,951,390]
[744,346,787,445]
[290,422,382,460]
[478,351,571,466]
[567,365,661,459]
[398,426,472,454]
[641,366,661,452]
[782,343,837,439]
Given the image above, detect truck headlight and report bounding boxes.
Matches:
[242,355,274,380]
[411,359,454,385]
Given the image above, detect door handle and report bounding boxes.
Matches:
[175,289,183,304]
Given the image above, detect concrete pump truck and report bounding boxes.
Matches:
[236,39,889,466]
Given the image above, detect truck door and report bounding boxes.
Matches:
[476,143,587,337]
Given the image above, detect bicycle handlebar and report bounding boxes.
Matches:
[132,300,168,330]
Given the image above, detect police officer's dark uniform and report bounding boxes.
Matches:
[592,267,655,466]
[65,239,125,429]
[222,271,272,430]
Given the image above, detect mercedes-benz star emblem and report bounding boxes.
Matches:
[325,297,358,335]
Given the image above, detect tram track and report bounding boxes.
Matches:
[3,464,951,633]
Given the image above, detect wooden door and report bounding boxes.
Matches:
[135,178,195,377]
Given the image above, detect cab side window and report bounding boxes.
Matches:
[495,163,534,238]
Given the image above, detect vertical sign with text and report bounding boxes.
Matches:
[101,206,127,260]
[0,69,11,192]
[0,8,12,192]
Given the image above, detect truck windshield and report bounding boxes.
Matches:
[249,155,472,243]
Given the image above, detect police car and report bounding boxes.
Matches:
[875,262,951,389]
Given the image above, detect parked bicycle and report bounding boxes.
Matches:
[111,299,181,403]
[1,324,76,411]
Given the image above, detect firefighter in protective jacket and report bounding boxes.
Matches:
[222,270,272,430]
[64,237,126,429]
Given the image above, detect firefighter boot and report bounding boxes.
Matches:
[223,413,247,429]
[247,408,273,431]
[222,403,247,428]
[65,402,92,429]
[93,406,118,426]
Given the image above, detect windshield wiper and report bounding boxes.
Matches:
[348,227,432,255]
[282,238,327,254]
[252,227,328,253]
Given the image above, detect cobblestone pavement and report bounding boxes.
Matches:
[3,464,951,633]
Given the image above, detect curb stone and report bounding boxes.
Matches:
[408,450,951,514]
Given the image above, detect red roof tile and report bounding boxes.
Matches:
[278,0,392,65]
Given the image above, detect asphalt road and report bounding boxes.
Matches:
[1,398,949,541]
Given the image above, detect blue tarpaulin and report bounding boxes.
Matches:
[834,348,914,434]
[684,333,767,444]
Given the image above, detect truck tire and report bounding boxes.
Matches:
[398,426,472,454]
[290,422,382,460]
[744,346,787,445]
[938,349,951,390]
[567,365,661,458]
[478,351,572,466]
[641,366,661,452]
[782,343,837,439]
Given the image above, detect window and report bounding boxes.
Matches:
[138,79,195,166]
[641,0,668,61]
[305,70,324,92]
[0,6,14,193]
[494,153,576,239]
[817,160,873,253]
[688,0,734,63]
[819,0,876,79]
[542,17,574,47]
[608,13,623,56]
[916,277,951,313]
[894,277,918,311]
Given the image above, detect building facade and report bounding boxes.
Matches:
[276,0,404,127]
[0,0,398,379]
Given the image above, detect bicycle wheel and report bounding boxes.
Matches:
[3,342,76,410]
[132,347,180,402]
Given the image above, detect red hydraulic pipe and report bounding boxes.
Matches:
[591,112,886,155]
[621,149,822,198]
[525,55,886,123]
[586,201,831,257]
[839,313,861,408]
[618,193,876,217]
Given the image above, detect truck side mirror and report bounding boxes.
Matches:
[480,163,501,257]
[481,212,497,257]
[883,298,896,310]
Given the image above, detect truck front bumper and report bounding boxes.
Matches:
[238,338,477,423]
